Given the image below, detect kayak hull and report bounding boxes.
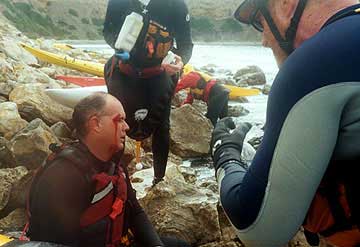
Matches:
[20,43,104,77]
[45,86,107,108]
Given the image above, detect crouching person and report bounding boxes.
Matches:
[25,92,190,247]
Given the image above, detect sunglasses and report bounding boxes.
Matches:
[249,8,264,32]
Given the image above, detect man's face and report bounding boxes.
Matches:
[256,0,291,66]
[97,96,129,152]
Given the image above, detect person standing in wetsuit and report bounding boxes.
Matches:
[103,0,193,185]
[175,65,229,126]
[210,0,360,246]
[26,92,190,247]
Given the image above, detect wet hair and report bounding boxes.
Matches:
[72,92,108,139]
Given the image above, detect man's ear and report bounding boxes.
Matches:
[88,115,101,133]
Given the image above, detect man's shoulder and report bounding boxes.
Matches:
[43,144,94,180]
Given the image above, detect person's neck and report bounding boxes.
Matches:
[294,0,358,48]
[82,137,112,162]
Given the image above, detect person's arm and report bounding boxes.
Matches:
[162,54,184,76]
[103,0,130,49]
[127,185,164,247]
[175,72,201,93]
[30,160,90,246]
[171,0,193,64]
[211,75,343,246]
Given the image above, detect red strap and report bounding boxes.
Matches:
[147,41,155,56]
[118,63,164,79]
[19,222,30,241]
[109,198,124,220]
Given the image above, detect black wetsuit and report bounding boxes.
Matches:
[103,0,193,181]
[27,143,189,247]
[215,5,360,246]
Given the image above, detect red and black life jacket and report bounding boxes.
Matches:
[26,143,131,247]
[107,16,174,79]
[303,159,360,247]
[176,71,217,103]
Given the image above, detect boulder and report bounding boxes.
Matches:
[14,65,59,87]
[234,65,266,86]
[0,167,28,212]
[0,209,27,231]
[198,241,243,247]
[192,100,208,115]
[50,122,72,141]
[0,102,28,139]
[172,90,188,107]
[0,40,37,65]
[9,83,73,126]
[170,104,213,158]
[132,164,221,245]
[262,84,271,95]
[234,65,263,78]
[0,171,34,220]
[0,83,14,98]
[0,137,16,169]
[228,105,249,117]
[0,57,14,84]
[9,118,59,170]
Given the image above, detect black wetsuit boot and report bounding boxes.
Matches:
[206,84,229,126]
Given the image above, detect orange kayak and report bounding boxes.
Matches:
[55,75,105,87]
[55,75,260,99]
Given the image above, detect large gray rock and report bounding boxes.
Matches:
[172,90,188,107]
[0,40,37,65]
[0,167,28,212]
[9,84,73,126]
[0,137,16,169]
[0,208,27,231]
[0,171,34,220]
[0,83,14,98]
[14,65,58,86]
[199,240,243,247]
[132,164,221,245]
[50,122,72,142]
[262,84,272,95]
[170,104,213,158]
[228,105,249,117]
[234,65,266,86]
[0,102,28,139]
[0,57,14,84]
[9,118,59,170]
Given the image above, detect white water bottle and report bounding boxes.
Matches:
[162,51,176,64]
[115,12,144,52]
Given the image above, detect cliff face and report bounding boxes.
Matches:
[0,0,260,41]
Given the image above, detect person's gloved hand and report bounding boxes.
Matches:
[162,54,183,75]
[210,117,252,171]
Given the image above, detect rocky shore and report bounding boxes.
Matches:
[0,16,324,247]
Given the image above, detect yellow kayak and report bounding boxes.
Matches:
[0,234,12,246]
[53,43,75,51]
[20,43,260,98]
[224,85,260,99]
[19,43,104,77]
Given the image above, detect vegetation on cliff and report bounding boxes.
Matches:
[0,0,260,42]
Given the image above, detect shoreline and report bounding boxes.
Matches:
[60,40,262,46]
